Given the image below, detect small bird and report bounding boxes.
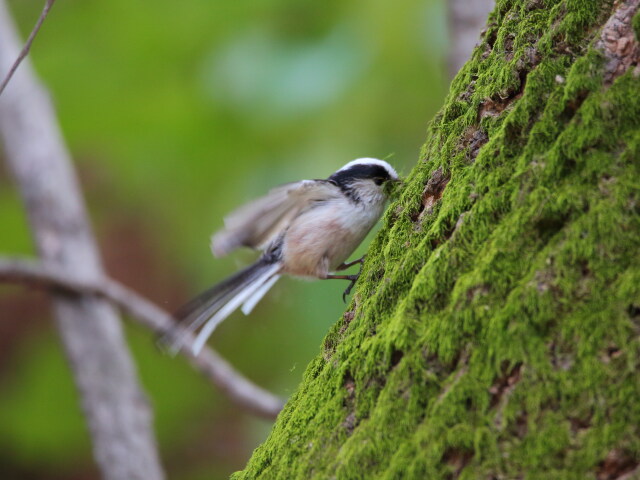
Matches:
[167,158,398,355]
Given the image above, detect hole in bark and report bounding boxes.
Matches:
[560,157,578,176]
[533,211,569,242]
[390,349,404,369]
[411,167,450,223]
[607,345,620,356]
[579,259,591,277]
[484,27,498,48]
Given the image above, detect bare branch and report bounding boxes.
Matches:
[0,0,55,97]
[0,1,164,478]
[0,257,285,418]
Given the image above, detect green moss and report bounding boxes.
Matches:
[633,8,640,41]
[234,0,640,478]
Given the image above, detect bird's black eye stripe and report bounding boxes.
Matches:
[328,164,390,187]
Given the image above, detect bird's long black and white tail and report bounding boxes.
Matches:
[163,259,281,355]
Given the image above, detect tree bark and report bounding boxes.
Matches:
[0,1,164,478]
[234,0,640,478]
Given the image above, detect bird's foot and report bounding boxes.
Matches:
[336,255,366,271]
[341,276,358,302]
[324,273,361,302]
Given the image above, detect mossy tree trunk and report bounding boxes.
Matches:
[235,0,640,478]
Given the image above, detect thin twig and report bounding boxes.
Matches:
[0,0,55,97]
[0,257,284,419]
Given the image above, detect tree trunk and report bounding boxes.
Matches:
[234,0,640,478]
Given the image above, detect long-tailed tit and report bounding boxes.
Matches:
[166,158,398,355]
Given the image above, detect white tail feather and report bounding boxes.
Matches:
[241,274,280,315]
[191,264,280,355]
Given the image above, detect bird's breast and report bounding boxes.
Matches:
[280,200,383,278]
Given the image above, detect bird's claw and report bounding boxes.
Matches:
[342,277,357,302]
[342,275,359,302]
[342,257,366,302]
[328,256,367,302]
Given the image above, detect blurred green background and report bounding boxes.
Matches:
[0,0,448,478]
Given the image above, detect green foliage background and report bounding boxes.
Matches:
[0,0,448,478]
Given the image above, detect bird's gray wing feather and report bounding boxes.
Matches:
[211,179,340,256]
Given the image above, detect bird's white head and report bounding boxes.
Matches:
[336,158,398,181]
[328,158,399,205]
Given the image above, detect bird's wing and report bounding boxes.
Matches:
[211,179,340,257]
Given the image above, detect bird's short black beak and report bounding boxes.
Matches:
[384,178,402,196]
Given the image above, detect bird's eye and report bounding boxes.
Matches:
[373,177,385,186]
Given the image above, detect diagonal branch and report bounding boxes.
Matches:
[0,256,284,418]
[0,0,55,96]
